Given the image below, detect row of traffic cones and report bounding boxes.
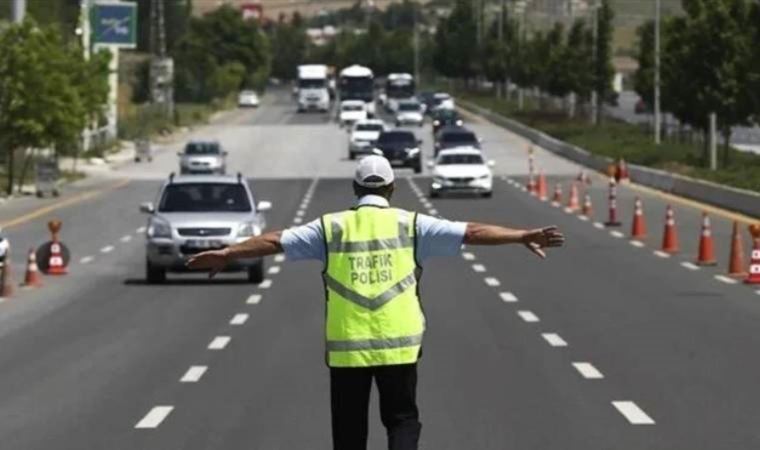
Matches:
[534,175,759,284]
[0,225,70,298]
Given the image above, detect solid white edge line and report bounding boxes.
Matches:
[274,254,286,263]
[472,264,486,273]
[715,275,739,285]
[258,279,273,289]
[680,262,700,271]
[653,250,671,258]
[135,406,174,429]
[517,310,539,323]
[484,277,500,287]
[79,256,94,264]
[612,401,656,425]
[100,245,114,253]
[629,240,645,247]
[180,366,208,383]
[230,313,249,325]
[208,336,231,350]
[541,333,567,347]
[246,294,262,304]
[572,362,604,379]
[268,266,281,274]
[499,292,518,302]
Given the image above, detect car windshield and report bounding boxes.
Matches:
[443,132,477,144]
[356,123,383,132]
[342,104,363,111]
[159,183,252,213]
[433,94,451,105]
[240,91,256,97]
[298,79,326,89]
[438,154,484,165]
[378,132,415,144]
[399,103,420,112]
[435,110,459,120]
[185,143,221,155]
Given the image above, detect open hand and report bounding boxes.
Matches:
[186,249,229,278]
[521,226,565,259]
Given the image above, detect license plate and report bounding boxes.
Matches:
[391,159,404,165]
[185,239,224,249]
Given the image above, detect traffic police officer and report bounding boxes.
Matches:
[188,155,565,450]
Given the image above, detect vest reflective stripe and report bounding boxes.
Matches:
[323,207,424,368]
[323,272,417,311]
[327,333,424,352]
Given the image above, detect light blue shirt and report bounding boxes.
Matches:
[281,195,467,264]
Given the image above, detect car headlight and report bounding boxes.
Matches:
[456,120,463,126]
[237,222,262,237]
[433,120,440,126]
[407,147,420,155]
[433,176,446,184]
[147,217,172,239]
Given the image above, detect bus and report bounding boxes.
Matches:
[384,73,415,112]
[338,65,376,118]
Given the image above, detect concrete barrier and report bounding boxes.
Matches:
[458,99,760,218]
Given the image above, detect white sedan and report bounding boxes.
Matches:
[238,90,260,107]
[338,100,368,127]
[348,119,387,159]
[429,147,494,198]
[395,100,424,127]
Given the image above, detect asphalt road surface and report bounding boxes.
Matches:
[0,89,759,450]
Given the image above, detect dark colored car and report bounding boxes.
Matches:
[431,109,463,136]
[417,91,436,114]
[374,130,422,173]
[434,126,481,155]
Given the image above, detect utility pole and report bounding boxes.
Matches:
[590,0,599,125]
[150,0,174,118]
[654,0,662,144]
[413,9,420,84]
[12,0,25,23]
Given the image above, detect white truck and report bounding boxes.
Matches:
[297,64,330,112]
[338,65,376,118]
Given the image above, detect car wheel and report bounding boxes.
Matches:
[248,262,265,284]
[430,191,439,198]
[413,163,422,174]
[482,192,493,198]
[146,260,166,284]
[349,152,356,160]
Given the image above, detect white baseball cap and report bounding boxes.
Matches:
[355,155,395,188]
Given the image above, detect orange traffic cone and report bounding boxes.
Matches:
[581,194,593,218]
[695,213,717,266]
[537,171,548,201]
[526,173,536,195]
[727,221,747,277]
[22,248,42,287]
[566,183,580,212]
[747,224,760,284]
[47,242,67,275]
[661,205,679,253]
[552,184,563,206]
[630,197,647,239]
[604,178,621,227]
[616,158,629,182]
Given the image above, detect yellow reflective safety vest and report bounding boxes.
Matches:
[322,206,424,367]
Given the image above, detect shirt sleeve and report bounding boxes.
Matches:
[415,213,467,262]
[280,219,326,263]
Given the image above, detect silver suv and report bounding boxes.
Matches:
[140,173,272,283]
[178,140,227,175]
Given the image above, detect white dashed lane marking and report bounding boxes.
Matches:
[246,294,262,304]
[680,262,700,271]
[135,406,174,429]
[572,362,604,379]
[293,217,303,224]
[180,366,207,383]
[462,252,476,261]
[715,275,738,285]
[517,310,539,323]
[429,209,438,215]
[610,230,625,239]
[296,210,305,218]
[100,246,114,254]
[208,336,231,350]
[484,277,501,287]
[136,226,147,233]
[653,250,671,258]
[120,235,132,243]
[541,333,568,347]
[258,279,273,289]
[629,240,645,248]
[230,313,249,325]
[79,256,94,264]
[472,264,486,273]
[578,215,589,221]
[499,292,518,302]
[268,266,281,275]
[593,222,605,229]
[274,254,286,263]
[612,401,655,425]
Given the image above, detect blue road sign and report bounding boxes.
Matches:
[92,1,137,48]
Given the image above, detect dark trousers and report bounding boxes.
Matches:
[330,363,422,450]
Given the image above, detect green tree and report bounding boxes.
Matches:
[269,21,308,80]
[564,20,594,114]
[433,0,477,81]
[633,20,655,107]
[592,0,614,124]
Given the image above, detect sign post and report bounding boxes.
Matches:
[91,1,137,141]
